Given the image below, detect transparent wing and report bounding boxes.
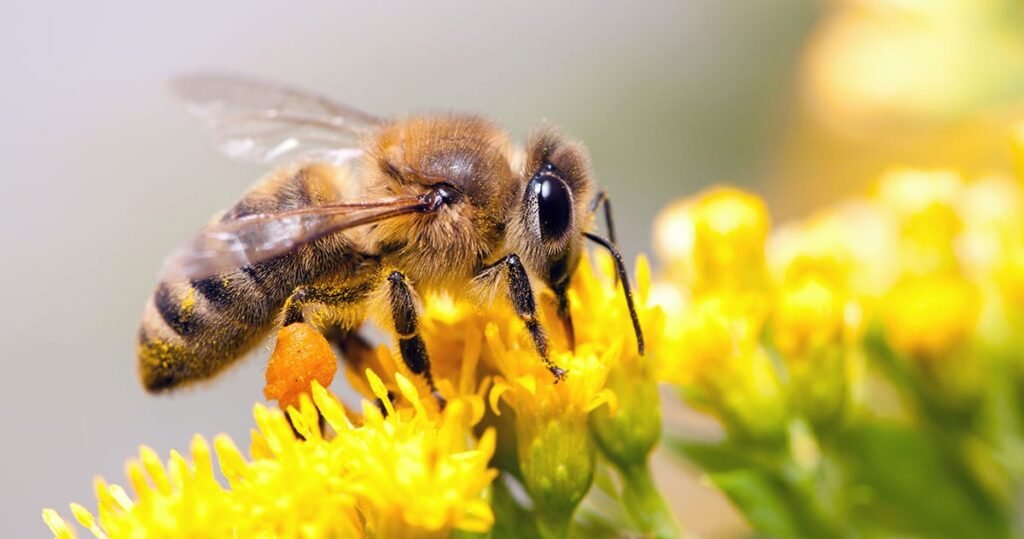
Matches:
[170,72,385,165]
[162,196,429,281]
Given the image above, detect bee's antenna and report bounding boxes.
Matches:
[589,190,618,247]
[583,232,645,356]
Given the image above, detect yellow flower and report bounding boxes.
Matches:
[774,277,845,359]
[697,187,770,293]
[771,249,862,427]
[768,200,898,301]
[580,255,666,469]
[960,176,1024,272]
[669,296,788,440]
[483,292,616,536]
[655,187,771,295]
[957,177,1024,319]
[328,294,493,426]
[482,318,614,419]
[44,377,496,539]
[881,272,989,409]
[875,169,965,275]
[767,209,867,360]
[653,186,774,386]
[662,296,739,387]
[869,169,1016,361]
[1000,246,1024,314]
[654,187,789,439]
[882,274,981,362]
[285,249,661,536]
[581,255,679,536]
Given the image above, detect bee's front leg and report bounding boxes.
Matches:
[386,271,446,409]
[478,254,567,382]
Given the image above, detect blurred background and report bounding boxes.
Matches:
[5,1,1024,536]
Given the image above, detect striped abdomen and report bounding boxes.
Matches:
[137,164,363,391]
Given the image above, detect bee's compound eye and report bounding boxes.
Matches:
[531,175,572,241]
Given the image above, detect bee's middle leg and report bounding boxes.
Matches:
[386,270,446,409]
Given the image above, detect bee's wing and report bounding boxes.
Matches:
[170,72,384,166]
[162,196,427,281]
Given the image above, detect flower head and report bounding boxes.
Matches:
[883,274,981,361]
[48,226,670,538]
[480,256,622,533]
[656,186,771,297]
[44,377,496,539]
[875,169,965,275]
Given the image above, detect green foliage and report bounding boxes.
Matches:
[671,421,1014,538]
[835,423,1008,539]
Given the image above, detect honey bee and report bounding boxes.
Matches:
[138,73,643,403]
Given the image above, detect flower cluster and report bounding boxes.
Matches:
[45,374,494,539]
[654,163,1024,536]
[655,167,1024,429]
[45,252,676,538]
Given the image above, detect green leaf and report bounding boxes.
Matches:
[835,422,1010,539]
[706,468,808,538]
[667,437,836,537]
[666,436,758,473]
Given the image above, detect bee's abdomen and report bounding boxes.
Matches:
[137,269,286,391]
[138,163,358,392]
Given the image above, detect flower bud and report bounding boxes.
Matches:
[882,273,985,409]
[691,187,771,294]
[883,274,980,361]
[517,409,596,537]
[876,169,964,275]
[590,362,660,473]
[486,321,614,537]
[671,297,787,441]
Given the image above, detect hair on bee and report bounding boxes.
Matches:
[139,73,644,405]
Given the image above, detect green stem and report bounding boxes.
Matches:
[621,462,682,539]
[488,473,540,539]
[536,512,572,539]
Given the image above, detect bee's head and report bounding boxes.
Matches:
[507,129,595,308]
[509,129,645,355]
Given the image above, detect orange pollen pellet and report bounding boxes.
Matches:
[263,323,338,409]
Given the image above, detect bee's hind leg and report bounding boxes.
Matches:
[277,282,377,431]
[478,254,566,382]
[282,282,374,327]
[385,270,447,410]
[321,325,397,415]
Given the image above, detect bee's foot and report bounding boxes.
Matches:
[549,365,568,383]
[431,389,448,411]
